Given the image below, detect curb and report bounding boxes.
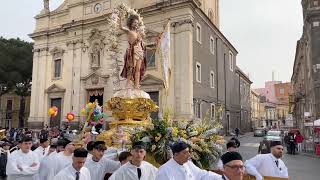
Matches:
[299,152,320,159]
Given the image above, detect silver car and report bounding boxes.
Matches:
[254,128,266,137]
[265,130,282,142]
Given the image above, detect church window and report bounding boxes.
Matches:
[229,51,234,72]
[194,102,201,118]
[210,70,215,88]
[54,59,62,78]
[196,62,201,83]
[146,44,156,68]
[210,36,215,54]
[196,23,202,43]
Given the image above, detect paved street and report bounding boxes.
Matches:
[237,135,320,180]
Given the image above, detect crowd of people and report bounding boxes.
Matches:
[0,126,293,180]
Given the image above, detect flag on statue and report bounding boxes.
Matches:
[157,20,171,93]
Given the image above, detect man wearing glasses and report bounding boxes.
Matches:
[84,141,120,180]
[245,141,289,180]
[203,151,245,180]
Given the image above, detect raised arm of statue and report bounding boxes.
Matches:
[119,17,130,33]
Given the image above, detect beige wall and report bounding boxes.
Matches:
[0,93,30,128]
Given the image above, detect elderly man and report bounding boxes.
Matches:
[156,141,221,180]
[109,141,158,180]
[84,141,120,180]
[6,136,40,180]
[216,141,238,170]
[54,148,91,180]
[203,152,245,180]
[245,141,288,180]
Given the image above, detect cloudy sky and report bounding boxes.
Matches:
[0,0,303,88]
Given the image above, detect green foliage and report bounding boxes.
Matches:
[0,37,33,96]
[131,108,225,169]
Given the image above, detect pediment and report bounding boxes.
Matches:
[81,71,109,81]
[81,71,109,86]
[88,29,105,44]
[45,84,66,93]
[50,47,65,59]
[141,74,164,86]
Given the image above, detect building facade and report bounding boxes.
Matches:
[274,82,292,126]
[28,0,244,133]
[292,0,320,130]
[0,92,31,129]
[235,67,252,132]
[251,90,261,128]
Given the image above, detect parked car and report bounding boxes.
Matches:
[254,128,266,137]
[265,130,282,142]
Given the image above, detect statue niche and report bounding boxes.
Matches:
[88,29,105,70]
[90,43,101,68]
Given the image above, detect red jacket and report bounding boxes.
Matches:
[295,134,304,143]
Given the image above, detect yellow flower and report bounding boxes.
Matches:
[172,127,179,137]
[155,136,161,142]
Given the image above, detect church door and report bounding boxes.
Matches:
[50,98,62,128]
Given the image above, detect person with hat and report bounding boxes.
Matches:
[84,141,121,180]
[216,141,238,171]
[6,136,40,180]
[109,141,158,180]
[54,148,91,180]
[203,152,245,180]
[33,138,50,161]
[155,141,221,180]
[245,141,288,180]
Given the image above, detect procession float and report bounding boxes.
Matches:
[53,3,225,170]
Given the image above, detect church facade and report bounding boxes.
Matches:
[28,0,246,134]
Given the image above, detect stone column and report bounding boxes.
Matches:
[172,19,194,119]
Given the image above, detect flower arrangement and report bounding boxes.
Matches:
[80,100,106,129]
[131,107,225,169]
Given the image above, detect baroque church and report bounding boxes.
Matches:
[28,0,220,129]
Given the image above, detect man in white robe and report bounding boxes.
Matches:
[156,141,221,180]
[47,138,75,176]
[84,141,120,180]
[6,136,40,180]
[109,141,158,180]
[33,138,50,161]
[39,144,57,180]
[216,141,238,170]
[245,141,289,180]
[202,152,245,180]
[54,148,91,180]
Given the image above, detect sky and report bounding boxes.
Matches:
[220,0,303,88]
[0,0,303,88]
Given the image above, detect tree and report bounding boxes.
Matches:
[0,37,33,128]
